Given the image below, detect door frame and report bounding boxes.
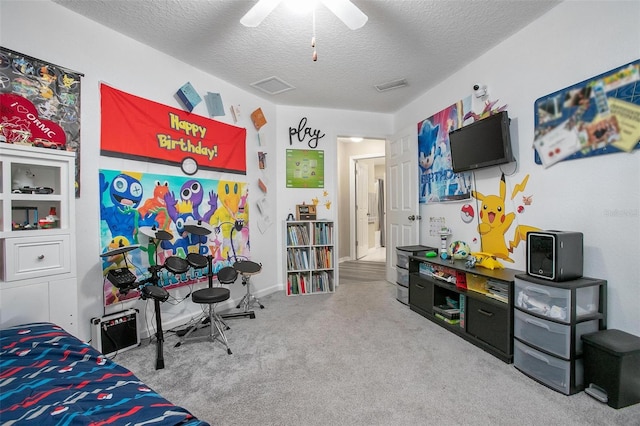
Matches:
[348,153,385,261]
[355,160,370,260]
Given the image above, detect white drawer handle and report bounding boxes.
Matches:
[525,286,550,296]
[525,349,550,364]
[525,318,550,330]
[38,254,45,260]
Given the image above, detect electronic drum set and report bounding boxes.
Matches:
[100,219,263,370]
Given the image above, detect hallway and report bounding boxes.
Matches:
[358,246,386,263]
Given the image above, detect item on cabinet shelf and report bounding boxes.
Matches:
[438,227,451,254]
[471,252,505,270]
[448,240,471,259]
[38,207,59,229]
[425,251,437,258]
[435,313,461,325]
[11,166,35,190]
[11,186,54,194]
[11,206,38,230]
[445,296,459,309]
[296,204,317,220]
[433,304,460,319]
[527,230,583,282]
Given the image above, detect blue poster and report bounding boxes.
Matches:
[418,98,473,204]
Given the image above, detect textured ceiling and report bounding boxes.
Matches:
[52,0,561,113]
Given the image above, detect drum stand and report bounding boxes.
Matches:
[229,260,264,316]
[218,258,257,320]
[138,264,169,370]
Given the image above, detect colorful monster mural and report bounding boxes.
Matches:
[99,169,249,305]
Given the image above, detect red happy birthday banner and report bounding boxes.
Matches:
[100,84,246,174]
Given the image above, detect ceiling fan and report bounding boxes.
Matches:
[240,0,368,30]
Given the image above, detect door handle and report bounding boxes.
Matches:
[408,215,415,221]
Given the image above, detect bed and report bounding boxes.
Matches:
[0,322,209,425]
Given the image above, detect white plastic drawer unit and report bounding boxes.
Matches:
[396,267,409,287]
[396,252,409,269]
[514,309,599,359]
[396,284,408,305]
[514,276,600,323]
[514,339,583,395]
[3,235,71,281]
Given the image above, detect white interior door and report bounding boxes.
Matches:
[386,126,419,283]
[356,160,369,259]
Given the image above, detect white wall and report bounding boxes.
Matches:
[1,0,283,340]
[394,1,640,335]
[275,106,393,284]
[2,0,638,338]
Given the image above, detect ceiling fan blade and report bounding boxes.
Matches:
[240,0,283,27]
[321,0,368,30]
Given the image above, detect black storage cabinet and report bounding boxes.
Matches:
[582,329,640,409]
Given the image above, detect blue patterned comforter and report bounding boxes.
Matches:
[0,322,209,425]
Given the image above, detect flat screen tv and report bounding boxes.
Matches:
[448,111,514,173]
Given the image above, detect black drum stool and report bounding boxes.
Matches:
[175,266,236,354]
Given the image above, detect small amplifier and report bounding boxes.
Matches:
[90,309,140,357]
[527,230,583,282]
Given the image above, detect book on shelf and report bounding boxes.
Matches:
[287,273,307,295]
[434,313,461,325]
[432,304,460,320]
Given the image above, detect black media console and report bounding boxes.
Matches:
[408,255,522,363]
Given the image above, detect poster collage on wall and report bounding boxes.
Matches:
[0,47,83,196]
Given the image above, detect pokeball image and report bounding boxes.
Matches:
[460,204,475,223]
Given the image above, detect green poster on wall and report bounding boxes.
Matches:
[286,149,324,188]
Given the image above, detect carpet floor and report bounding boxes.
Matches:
[115,261,640,425]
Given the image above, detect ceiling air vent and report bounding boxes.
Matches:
[250,76,295,95]
[374,78,408,92]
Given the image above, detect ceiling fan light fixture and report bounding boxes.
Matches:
[284,0,318,15]
[250,76,296,95]
[374,78,409,92]
[240,0,367,30]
